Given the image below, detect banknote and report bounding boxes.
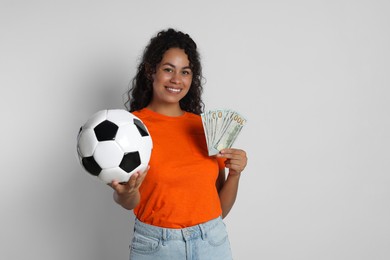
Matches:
[201,109,247,156]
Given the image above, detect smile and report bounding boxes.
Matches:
[165,87,182,93]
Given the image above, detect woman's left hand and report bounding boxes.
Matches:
[217,148,247,175]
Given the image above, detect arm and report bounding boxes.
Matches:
[216,149,247,218]
[110,167,149,210]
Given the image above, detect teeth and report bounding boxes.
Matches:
[166,87,181,93]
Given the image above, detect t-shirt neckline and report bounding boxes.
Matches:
[141,108,190,120]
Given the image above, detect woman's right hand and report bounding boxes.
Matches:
[109,166,149,209]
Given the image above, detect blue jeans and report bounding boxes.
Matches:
[129,216,233,260]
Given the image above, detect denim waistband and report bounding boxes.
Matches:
[134,217,222,242]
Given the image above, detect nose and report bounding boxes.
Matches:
[170,72,181,84]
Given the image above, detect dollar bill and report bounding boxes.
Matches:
[201,109,247,156]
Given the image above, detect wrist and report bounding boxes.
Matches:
[114,189,140,210]
[115,188,138,202]
[227,171,241,178]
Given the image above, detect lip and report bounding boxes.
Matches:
[165,87,182,93]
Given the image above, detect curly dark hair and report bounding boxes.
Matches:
[125,28,204,114]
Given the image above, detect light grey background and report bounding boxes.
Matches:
[1,1,389,259]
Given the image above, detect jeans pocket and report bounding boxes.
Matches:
[207,221,229,247]
[130,233,161,255]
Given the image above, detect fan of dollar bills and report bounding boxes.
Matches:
[201,109,247,156]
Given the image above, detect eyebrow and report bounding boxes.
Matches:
[162,62,191,70]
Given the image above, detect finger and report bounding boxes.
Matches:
[219,153,247,162]
[225,161,246,171]
[225,159,245,168]
[127,166,148,188]
[219,148,245,156]
[134,165,150,186]
[225,161,245,173]
[228,154,248,163]
[225,156,247,170]
[111,180,121,188]
[143,165,151,173]
[127,172,140,188]
[111,180,125,193]
[218,148,235,155]
[133,172,146,188]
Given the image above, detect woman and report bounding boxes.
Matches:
[110,28,247,260]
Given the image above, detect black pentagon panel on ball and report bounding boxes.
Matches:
[94,120,119,141]
[77,127,82,141]
[133,119,149,137]
[119,151,141,173]
[82,156,102,176]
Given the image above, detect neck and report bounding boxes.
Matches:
[146,103,184,117]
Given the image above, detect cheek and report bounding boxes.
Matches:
[184,77,193,87]
[152,73,160,84]
[155,73,172,86]
[152,75,164,90]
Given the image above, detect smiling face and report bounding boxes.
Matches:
[148,48,193,114]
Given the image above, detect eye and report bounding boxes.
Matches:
[182,70,192,75]
[163,67,173,73]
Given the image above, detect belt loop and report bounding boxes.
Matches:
[162,228,167,246]
[199,224,207,240]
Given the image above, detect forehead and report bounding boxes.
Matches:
[160,48,190,65]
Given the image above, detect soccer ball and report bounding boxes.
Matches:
[77,109,153,184]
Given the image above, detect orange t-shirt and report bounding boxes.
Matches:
[132,108,224,228]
